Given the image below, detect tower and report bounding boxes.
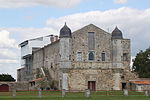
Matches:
[112,26,123,68]
[59,23,72,90]
[112,26,124,90]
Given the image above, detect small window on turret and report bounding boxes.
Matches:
[101,52,106,61]
[76,52,82,61]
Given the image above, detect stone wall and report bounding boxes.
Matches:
[32,40,60,78]
[44,41,60,80]
[0,82,29,91]
[68,69,115,90]
[17,67,26,82]
[72,24,112,63]
[29,24,137,91]
[33,48,44,70]
[122,39,131,70]
[131,84,150,91]
[67,68,138,91]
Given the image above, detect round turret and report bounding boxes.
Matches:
[60,23,72,38]
[112,26,123,39]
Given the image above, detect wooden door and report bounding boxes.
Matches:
[0,84,9,92]
[88,81,96,91]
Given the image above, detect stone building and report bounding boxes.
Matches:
[18,23,137,91]
[17,35,53,81]
[129,79,150,91]
[0,82,29,92]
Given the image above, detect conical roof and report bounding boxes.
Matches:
[60,23,72,38]
[112,26,123,39]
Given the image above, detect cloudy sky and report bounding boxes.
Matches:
[0,0,150,79]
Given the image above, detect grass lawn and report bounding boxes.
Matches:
[0,96,150,100]
[0,91,149,100]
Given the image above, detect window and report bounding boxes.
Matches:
[69,55,71,60]
[88,51,95,60]
[101,52,106,61]
[76,52,82,61]
[51,63,53,68]
[88,32,95,50]
[123,53,128,61]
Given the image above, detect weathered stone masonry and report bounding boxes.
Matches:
[18,23,138,91]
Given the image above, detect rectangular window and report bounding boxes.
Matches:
[123,53,128,61]
[101,53,106,61]
[88,32,95,50]
[76,52,82,61]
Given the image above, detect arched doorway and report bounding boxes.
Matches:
[0,84,9,92]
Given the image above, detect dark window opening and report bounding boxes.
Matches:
[122,83,127,90]
[88,52,94,60]
[69,55,71,60]
[51,63,53,68]
[121,76,125,79]
[101,52,106,61]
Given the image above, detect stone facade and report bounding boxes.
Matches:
[18,24,138,91]
[0,82,29,91]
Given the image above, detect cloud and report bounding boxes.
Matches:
[1,7,150,79]
[0,0,81,8]
[0,30,19,79]
[0,59,18,64]
[46,7,150,56]
[114,0,127,4]
[0,30,18,48]
[0,49,18,59]
[3,27,58,42]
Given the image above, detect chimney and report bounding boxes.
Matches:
[50,35,54,43]
[55,35,59,41]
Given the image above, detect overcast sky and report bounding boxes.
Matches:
[0,0,150,79]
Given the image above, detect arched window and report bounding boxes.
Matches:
[88,52,94,60]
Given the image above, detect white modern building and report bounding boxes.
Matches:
[17,35,58,81]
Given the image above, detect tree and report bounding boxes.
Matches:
[132,47,150,78]
[0,74,16,82]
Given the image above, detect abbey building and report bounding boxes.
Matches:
[17,23,137,90]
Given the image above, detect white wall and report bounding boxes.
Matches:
[21,36,51,58]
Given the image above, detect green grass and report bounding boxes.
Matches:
[0,96,150,100]
[0,91,149,100]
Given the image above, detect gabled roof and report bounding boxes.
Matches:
[29,77,45,82]
[72,24,111,36]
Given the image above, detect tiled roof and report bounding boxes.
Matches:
[129,79,150,85]
[29,78,44,82]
